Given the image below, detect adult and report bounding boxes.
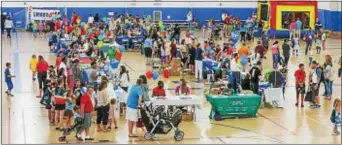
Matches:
[71,12,78,25]
[88,14,94,24]
[295,18,302,38]
[170,39,177,60]
[152,81,166,97]
[88,61,99,92]
[304,27,314,56]
[314,18,322,34]
[255,40,266,59]
[94,13,100,24]
[309,61,322,109]
[4,16,13,38]
[73,79,83,106]
[294,63,306,107]
[96,81,112,132]
[36,55,49,100]
[282,39,290,66]
[195,43,204,80]
[321,29,326,51]
[126,79,143,137]
[118,65,130,92]
[292,33,300,57]
[186,11,193,29]
[139,75,150,102]
[289,20,296,39]
[77,85,95,141]
[173,24,181,43]
[323,56,333,100]
[175,79,190,95]
[261,31,270,50]
[230,53,241,93]
[271,41,280,69]
[249,61,262,94]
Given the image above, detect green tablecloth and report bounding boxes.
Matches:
[206,94,261,119]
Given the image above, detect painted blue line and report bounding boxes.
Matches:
[13,52,22,93]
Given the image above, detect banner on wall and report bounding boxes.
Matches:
[29,9,60,22]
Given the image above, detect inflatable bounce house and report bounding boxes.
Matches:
[257,1,318,38]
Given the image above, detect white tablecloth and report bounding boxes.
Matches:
[150,95,202,106]
[263,88,284,108]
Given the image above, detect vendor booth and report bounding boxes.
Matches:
[257,1,318,38]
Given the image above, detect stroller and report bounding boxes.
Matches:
[58,117,84,141]
[246,27,254,42]
[141,103,185,141]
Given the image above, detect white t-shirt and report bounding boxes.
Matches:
[58,62,68,77]
[230,58,240,72]
[88,16,94,24]
[119,73,129,87]
[4,20,13,28]
[311,69,319,83]
[322,33,326,41]
[221,13,227,21]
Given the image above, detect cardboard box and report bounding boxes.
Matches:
[182,112,193,121]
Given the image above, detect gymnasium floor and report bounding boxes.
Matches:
[1,32,341,144]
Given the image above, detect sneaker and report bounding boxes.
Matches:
[55,126,61,130]
[301,104,304,108]
[85,137,94,141]
[5,91,9,96]
[295,103,298,107]
[76,135,83,141]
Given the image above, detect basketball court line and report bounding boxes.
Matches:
[305,116,330,129]
[257,113,297,136]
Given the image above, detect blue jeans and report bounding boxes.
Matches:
[272,54,279,69]
[325,80,333,97]
[232,71,241,93]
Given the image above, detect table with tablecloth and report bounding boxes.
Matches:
[115,35,145,48]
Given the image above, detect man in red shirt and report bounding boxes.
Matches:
[152,81,166,97]
[72,12,78,25]
[77,85,95,141]
[36,55,49,100]
[294,63,306,107]
[55,19,61,31]
[255,40,266,59]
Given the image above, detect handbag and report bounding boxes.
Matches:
[136,109,144,128]
[304,86,313,102]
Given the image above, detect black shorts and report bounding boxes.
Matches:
[144,47,152,58]
[313,83,319,97]
[55,104,66,110]
[296,85,306,95]
[64,109,74,117]
[49,42,53,47]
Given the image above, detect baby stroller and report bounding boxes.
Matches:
[58,117,84,141]
[246,27,254,42]
[141,103,184,141]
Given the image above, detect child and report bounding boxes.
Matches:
[5,62,15,97]
[316,37,322,54]
[279,65,288,96]
[72,106,82,135]
[29,55,38,81]
[107,98,118,130]
[64,90,75,130]
[221,83,235,96]
[42,79,55,125]
[331,98,341,135]
[32,21,38,38]
[308,50,313,66]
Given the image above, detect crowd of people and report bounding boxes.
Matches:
[3,9,341,139]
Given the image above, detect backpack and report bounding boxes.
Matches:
[330,109,336,123]
[316,66,325,82]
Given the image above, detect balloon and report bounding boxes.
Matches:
[88,33,94,39]
[87,28,93,33]
[149,19,153,23]
[160,25,165,30]
[81,22,85,27]
[110,59,120,69]
[147,15,152,20]
[102,17,107,22]
[158,21,163,27]
[77,18,81,24]
[152,72,159,80]
[84,24,89,30]
[146,71,153,79]
[163,69,169,79]
[120,45,125,52]
[98,35,104,41]
[146,26,151,31]
[97,41,103,48]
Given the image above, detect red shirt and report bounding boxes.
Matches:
[152,87,166,97]
[80,93,94,113]
[56,57,62,68]
[55,21,61,30]
[226,47,234,55]
[36,61,49,72]
[294,70,306,86]
[255,45,266,57]
[224,16,230,24]
[72,14,78,24]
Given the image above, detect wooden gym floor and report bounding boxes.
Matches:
[1,32,341,144]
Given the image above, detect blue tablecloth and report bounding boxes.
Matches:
[115,35,145,46]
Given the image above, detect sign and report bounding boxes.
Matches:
[108,12,114,16]
[29,9,60,22]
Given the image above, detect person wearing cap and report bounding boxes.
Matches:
[309,61,322,109]
[77,85,95,141]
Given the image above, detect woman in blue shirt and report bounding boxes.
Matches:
[126,79,143,137]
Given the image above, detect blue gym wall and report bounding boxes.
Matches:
[2,7,341,32]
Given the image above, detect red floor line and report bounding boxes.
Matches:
[258,113,297,136]
[8,107,11,144]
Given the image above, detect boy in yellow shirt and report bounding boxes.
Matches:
[29,55,38,81]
